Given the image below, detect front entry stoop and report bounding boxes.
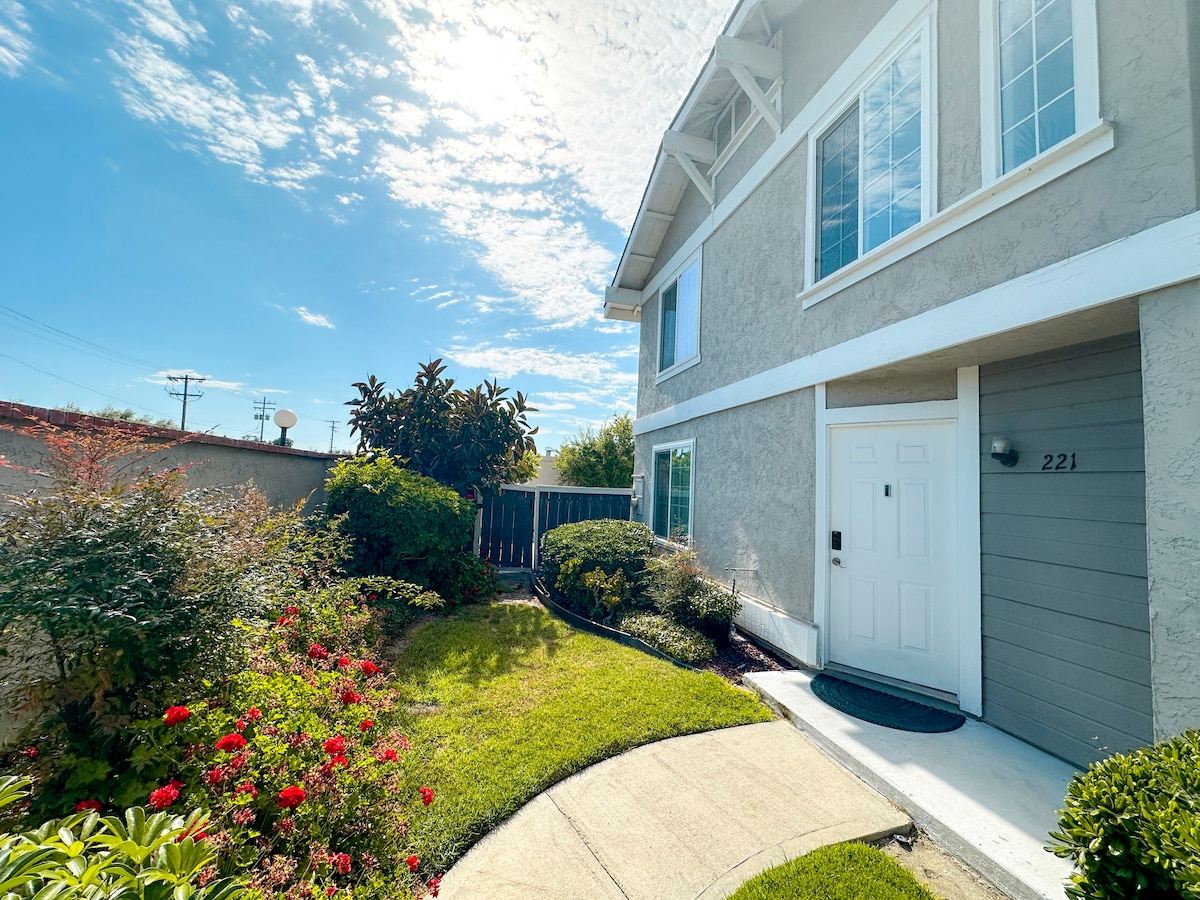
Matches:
[745,670,1078,900]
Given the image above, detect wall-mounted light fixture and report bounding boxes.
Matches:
[990,436,1019,467]
[631,474,646,510]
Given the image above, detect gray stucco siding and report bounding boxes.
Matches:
[978,334,1151,766]
[634,1,1198,423]
[634,389,816,624]
[1139,281,1200,740]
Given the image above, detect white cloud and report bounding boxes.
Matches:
[0,1,33,78]
[443,344,637,388]
[293,305,335,328]
[125,0,206,49]
[252,0,345,28]
[144,369,245,392]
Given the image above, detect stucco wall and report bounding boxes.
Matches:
[1139,281,1200,740]
[634,389,816,623]
[826,368,957,409]
[0,408,336,512]
[635,0,1199,421]
[936,0,982,209]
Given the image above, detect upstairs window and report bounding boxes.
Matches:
[997,0,1075,171]
[816,35,925,281]
[658,256,700,375]
[653,441,693,542]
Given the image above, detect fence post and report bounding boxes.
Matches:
[473,498,483,557]
[531,486,542,571]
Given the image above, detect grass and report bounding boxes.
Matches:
[726,843,939,900]
[391,601,773,872]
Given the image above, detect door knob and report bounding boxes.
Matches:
[832,557,844,567]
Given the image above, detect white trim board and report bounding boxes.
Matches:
[633,207,1200,436]
[955,366,982,716]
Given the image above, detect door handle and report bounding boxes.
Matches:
[831,557,845,568]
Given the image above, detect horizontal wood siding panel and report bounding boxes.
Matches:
[979,334,1151,766]
[981,490,1146,524]
[984,657,1152,744]
[982,573,1149,631]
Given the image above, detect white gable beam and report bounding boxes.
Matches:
[662,129,717,165]
[727,62,781,134]
[668,149,716,205]
[604,286,643,322]
[714,35,782,79]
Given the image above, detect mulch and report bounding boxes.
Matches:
[498,576,796,684]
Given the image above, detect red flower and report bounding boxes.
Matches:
[324,736,346,755]
[308,644,330,660]
[232,808,256,826]
[419,786,434,806]
[235,717,246,732]
[398,736,410,751]
[285,605,300,615]
[74,799,102,813]
[330,754,349,768]
[215,733,247,752]
[246,707,262,721]
[336,655,352,668]
[148,784,180,810]
[332,852,352,875]
[176,821,207,842]
[163,706,191,727]
[277,786,306,809]
[235,782,258,799]
[206,765,226,786]
[327,888,336,897]
[405,856,419,873]
[339,689,362,705]
[376,748,398,762]
[276,616,293,626]
[359,660,380,675]
[278,817,295,833]
[367,593,378,601]
[358,719,373,731]
[427,875,441,898]
[22,747,38,758]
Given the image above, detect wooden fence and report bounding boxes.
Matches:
[478,485,633,569]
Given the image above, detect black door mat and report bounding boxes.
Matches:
[810,673,965,733]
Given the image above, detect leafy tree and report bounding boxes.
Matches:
[345,359,537,495]
[59,402,175,428]
[554,413,634,488]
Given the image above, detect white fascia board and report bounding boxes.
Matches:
[612,152,668,292]
[632,208,1200,436]
[662,128,718,165]
[714,34,783,79]
[603,286,643,322]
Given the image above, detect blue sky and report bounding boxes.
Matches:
[0,0,728,451]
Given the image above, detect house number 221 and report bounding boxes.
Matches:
[1042,453,1078,471]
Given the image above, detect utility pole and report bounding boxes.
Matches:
[253,398,278,442]
[165,374,207,431]
[324,419,338,453]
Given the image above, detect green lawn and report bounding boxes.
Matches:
[727,843,939,900]
[392,601,773,872]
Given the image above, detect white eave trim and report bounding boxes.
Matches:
[633,207,1200,435]
[604,286,642,322]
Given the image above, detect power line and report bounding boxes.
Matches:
[0,304,160,370]
[166,374,207,431]
[0,350,176,421]
[253,398,277,442]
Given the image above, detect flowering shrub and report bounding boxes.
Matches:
[122,586,446,899]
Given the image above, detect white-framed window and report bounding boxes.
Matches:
[652,440,694,543]
[714,88,753,158]
[657,253,700,378]
[980,0,1100,181]
[809,24,933,284]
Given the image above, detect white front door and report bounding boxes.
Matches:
[828,420,958,695]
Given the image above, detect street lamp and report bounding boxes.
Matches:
[273,409,298,446]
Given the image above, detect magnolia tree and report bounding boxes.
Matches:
[345,360,538,496]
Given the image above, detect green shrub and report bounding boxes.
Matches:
[0,775,247,900]
[1049,729,1200,899]
[644,549,741,645]
[325,452,475,592]
[540,519,654,615]
[618,613,716,665]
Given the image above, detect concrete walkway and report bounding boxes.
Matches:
[440,720,911,899]
[746,671,1078,900]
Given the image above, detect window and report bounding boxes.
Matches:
[982,0,1099,182]
[816,35,924,281]
[713,88,755,157]
[997,0,1075,171]
[653,442,693,542]
[658,256,699,374]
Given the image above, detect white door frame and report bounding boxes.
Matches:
[813,367,982,715]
